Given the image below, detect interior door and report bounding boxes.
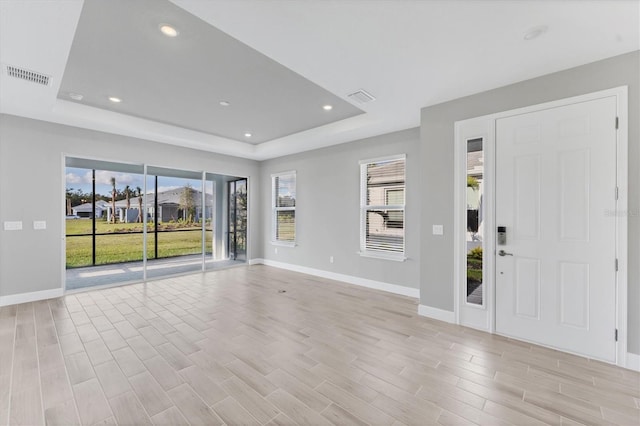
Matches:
[495,96,618,362]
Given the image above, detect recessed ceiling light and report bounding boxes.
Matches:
[219,101,231,107]
[69,92,83,101]
[323,105,333,111]
[524,25,548,41]
[108,96,122,103]
[244,132,252,138]
[160,24,179,38]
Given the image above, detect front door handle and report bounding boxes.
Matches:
[498,250,513,257]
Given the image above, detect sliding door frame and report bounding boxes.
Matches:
[62,155,249,292]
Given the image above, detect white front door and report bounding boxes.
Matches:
[495,96,618,362]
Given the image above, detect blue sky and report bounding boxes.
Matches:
[65,167,208,196]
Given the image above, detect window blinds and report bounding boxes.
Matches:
[361,157,405,254]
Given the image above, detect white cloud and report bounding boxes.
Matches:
[65,173,83,184]
[94,171,139,186]
[277,176,296,197]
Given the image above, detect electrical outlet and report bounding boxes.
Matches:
[274,247,278,254]
[329,256,334,263]
[3,221,22,231]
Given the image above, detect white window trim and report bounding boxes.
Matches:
[271,170,296,245]
[359,154,406,260]
[272,240,296,247]
[358,153,406,165]
[357,250,407,262]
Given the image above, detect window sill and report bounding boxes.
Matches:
[271,241,296,247]
[358,251,407,262]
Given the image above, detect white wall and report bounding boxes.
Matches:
[0,115,260,298]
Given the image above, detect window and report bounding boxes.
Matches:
[360,155,406,259]
[272,171,296,244]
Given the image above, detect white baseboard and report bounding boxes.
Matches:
[0,288,64,307]
[626,352,640,372]
[250,258,419,298]
[418,304,455,324]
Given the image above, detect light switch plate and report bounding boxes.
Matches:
[432,224,444,235]
[4,221,23,231]
[33,220,47,230]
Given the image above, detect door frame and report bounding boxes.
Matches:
[454,86,628,367]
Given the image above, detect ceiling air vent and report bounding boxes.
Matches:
[347,89,376,104]
[6,65,50,86]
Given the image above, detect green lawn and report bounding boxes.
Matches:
[466,255,483,294]
[66,219,213,268]
[66,219,205,235]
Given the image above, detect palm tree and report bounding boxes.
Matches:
[124,185,131,223]
[136,186,143,223]
[110,177,117,224]
[124,185,131,209]
[65,188,73,216]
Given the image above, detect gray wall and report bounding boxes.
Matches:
[259,128,421,290]
[420,51,639,354]
[0,114,260,297]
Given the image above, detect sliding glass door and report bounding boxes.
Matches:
[65,158,145,289]
[65,157,249,290]
[228,178,247,261]
[145,167,204,279]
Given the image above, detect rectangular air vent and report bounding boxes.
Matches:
[6,65,50,86]
[348,89,376,104]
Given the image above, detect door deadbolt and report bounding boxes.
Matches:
[497,226,507,245]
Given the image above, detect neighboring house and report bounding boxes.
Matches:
[147,187,214,223]
[71,200,109,218]
[72,188,214,223]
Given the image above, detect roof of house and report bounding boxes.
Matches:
[72,200,109,212]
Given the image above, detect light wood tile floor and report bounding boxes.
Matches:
[1,265,638,425]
